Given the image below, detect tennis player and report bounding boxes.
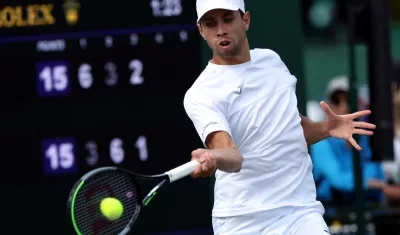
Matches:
[184,0,376,234]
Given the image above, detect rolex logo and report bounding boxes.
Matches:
[63,0,80,26]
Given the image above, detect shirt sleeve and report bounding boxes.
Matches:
[183,90,231,147]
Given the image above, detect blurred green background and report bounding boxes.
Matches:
[304,28,400,101]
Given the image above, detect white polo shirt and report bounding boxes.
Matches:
[184,49,322,217]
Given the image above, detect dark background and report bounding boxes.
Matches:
[2,0,399,234]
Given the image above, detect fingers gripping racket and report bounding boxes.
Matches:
[67,160,200,235]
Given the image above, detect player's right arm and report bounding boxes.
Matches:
[206,131,243,173]
[184,90,243,176]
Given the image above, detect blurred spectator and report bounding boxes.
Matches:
[311,76,386,205]
[380,61,400,183]
[368,179,400,201]
[392,61,400,174]
[368,61,400,202]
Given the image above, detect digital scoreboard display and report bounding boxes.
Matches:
[0,1,211,234]
[0,0,202,179]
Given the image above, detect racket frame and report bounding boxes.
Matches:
[67,160,200,234]
[67,167,145,235]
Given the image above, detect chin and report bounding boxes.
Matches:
[218,51,236,59]
[220,54,234,59]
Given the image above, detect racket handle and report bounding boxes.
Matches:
[165,160,200,183]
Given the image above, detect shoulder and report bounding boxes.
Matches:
[251,48,283,63]
[184,65,224,108]
[251,48,281,59]
[183,87,202,107]
[251,48,290,73]
[183,80,215,113]
[189,64,216,89]
[184,70,212,104]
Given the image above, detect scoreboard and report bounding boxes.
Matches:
[0,0,202,182]
[0,1,213,234]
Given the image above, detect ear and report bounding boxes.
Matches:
[242,11,250,32]
[197,23,206,40]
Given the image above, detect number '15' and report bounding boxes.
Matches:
[39,65,69,92]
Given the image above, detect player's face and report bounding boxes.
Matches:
[197,9,250,59]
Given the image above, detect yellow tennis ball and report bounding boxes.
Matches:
[100,197,124,221]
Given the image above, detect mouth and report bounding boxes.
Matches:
[219,40,231,48]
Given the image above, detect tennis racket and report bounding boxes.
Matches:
[67,160,200,235]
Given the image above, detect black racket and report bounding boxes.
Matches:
[67,160,200,235]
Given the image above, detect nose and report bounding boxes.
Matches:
[216,24,227,37]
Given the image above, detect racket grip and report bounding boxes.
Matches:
[165,160,200,183]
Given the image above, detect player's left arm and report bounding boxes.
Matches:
[269,50,374,146]
[299,102,375,149]
[300,114,329,146]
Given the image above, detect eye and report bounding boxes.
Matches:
[223,18,234,23]
[204,21,216,27]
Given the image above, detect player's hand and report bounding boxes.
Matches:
[190,148,217,178]
[320,101,376,151]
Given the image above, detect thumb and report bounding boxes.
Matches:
[320,101,333,116]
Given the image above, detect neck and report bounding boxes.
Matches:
[211,39,251,65]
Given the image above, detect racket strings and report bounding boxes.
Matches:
[72,171,140,235]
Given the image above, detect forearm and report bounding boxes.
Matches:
[300,114,330,145]
[210,148,243,173]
